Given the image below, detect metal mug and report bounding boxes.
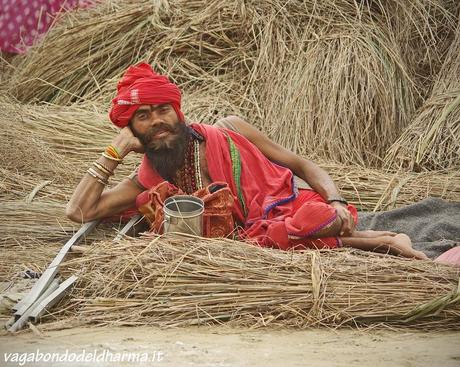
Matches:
[163,195,204,236]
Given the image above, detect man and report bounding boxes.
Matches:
[67,62,427,260]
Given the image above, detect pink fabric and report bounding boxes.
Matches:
[137,123,358,250]
[435,247,460,267]
[109,62,185,128]
[0,0,94,54]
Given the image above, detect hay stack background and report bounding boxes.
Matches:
[54,235,460,329]
[4,0,459,167]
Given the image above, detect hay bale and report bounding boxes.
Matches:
[385,21,460,171]
[383,0,458,94]
[319,162,460,211]
[0,99,139,187]
[7,0,253,105]
[56,235,460,329]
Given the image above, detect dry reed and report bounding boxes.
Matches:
[54,235,460,329]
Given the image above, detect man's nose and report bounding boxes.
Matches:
[149,110,163,125]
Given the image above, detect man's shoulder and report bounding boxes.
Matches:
[213,117,239,132]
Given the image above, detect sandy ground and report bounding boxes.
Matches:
[0,326,459,367]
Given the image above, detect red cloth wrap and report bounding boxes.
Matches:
[136,123,357,250]
[109,62,184,128]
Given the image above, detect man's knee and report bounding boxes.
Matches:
[309,216,342,238]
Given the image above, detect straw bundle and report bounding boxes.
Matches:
[0,99,139,186]
[1,200,79,242]
[0,240,62,282]
[382,0,458,93]
[7,0,252,105]
[385,21,460,171]
[320,162,460,211]
[56,235,460,329]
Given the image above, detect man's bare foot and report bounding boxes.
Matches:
[353,230,398,238]
[383,234,429,260]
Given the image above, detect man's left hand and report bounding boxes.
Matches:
[330,202,355,236]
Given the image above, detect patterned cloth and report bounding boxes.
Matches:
[138,181,236,238]
[0,0,93,54]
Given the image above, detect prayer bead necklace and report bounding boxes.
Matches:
[175,135,203,194]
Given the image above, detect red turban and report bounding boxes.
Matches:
[109,62,185,128]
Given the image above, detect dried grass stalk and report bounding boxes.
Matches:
[55,235,460,329]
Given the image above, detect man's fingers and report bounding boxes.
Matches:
[339,210,354,236]
[339,214,350,236]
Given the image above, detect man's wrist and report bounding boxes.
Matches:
[327,197,349,206]
[111,138,132,159]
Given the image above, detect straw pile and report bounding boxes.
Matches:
[385,20,460,171]
[5,0,459,166]
[54,235,460,329]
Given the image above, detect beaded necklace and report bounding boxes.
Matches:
[175,134,203,194]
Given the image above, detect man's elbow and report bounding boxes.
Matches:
[65,203,90,223]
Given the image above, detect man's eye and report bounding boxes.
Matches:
[138,113,147,119]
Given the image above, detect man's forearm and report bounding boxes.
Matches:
[298,160,341,202]
[66,128,141,222]
[66,155,121,222]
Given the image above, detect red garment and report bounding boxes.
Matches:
[109,62,184,128]
[0,0,93,54]
[137,123,358,250]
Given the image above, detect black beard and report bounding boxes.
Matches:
[144,123,189,182]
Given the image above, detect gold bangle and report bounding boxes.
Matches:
[93,161,113,176]
[102,152,123,163]
[87,167,109,185]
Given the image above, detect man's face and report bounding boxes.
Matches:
[130,103,182,150]
[130,103,189,182]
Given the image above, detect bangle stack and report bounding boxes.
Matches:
[87,146,120,186]
[102,144,123,163]
[87,167,109,186]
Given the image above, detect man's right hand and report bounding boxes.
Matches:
[112,126,144,157]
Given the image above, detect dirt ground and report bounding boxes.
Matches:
[0,325,459,367]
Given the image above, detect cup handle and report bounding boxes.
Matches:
[160,219,166,234]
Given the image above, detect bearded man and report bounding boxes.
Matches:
[67,62,427,260]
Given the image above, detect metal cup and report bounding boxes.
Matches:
[163,195,204,236]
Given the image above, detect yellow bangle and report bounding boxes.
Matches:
[106,145,122,160]
[102,152,123,163]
